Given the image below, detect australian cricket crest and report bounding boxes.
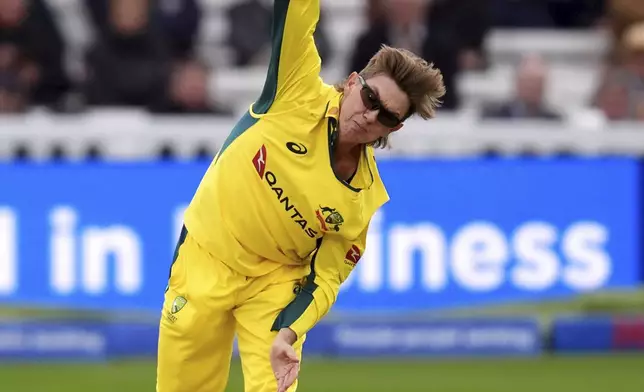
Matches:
[315,206,344,232]
[171,296,187,314]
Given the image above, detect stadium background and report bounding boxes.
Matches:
[2,0,644,391]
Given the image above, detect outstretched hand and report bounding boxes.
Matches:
[271,329,300,392]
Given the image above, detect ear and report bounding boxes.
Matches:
[346,72,359,88]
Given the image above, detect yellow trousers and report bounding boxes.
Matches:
[156,227,309,392]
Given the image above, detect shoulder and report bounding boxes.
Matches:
[265,80,335,117]
[253,82,337,123]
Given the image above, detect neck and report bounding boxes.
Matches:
[335,96,361,160]
[333,120,362,160]
[333,96,361,180]
[334,138,361,161]
[332,132,362,182]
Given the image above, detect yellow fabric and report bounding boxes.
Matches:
[182,0,388,339]
[157,230,308,392]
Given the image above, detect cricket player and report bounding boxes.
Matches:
[156,0,445,390]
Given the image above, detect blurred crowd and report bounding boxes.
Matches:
[1,0,644,121]
[0,0,228,114]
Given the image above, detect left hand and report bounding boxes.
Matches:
[270,328,300,392]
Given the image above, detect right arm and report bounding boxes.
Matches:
[252,0,324,115]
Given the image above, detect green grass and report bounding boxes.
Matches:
[1,355,643,392]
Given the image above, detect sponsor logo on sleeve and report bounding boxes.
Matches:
[345,245,361,266]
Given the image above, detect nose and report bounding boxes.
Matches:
[362,108,379,124]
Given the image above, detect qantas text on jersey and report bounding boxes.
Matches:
[253,145,318,238]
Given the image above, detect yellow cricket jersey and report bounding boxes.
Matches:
[183,0,389,338]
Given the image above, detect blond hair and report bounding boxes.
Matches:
[336,45,446,148]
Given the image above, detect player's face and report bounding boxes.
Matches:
[339,73,410,145]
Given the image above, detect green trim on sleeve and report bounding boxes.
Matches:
[254,0,291,114]
[271,238,322,331]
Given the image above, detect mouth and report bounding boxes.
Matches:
[354,121,367,133]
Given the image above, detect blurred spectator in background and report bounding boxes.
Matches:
[592,71,633,120]
[482,54,561,120]
[154,0,202,61]
[349,0,490,111]
[546,0,605,29]
[226,0,332,67]
[491,0,556,27]
[492,0,604,29]
[608,0,644,52]
[83,0,173,108]
[434,0,490,72]
[619,22,644,91]
[0,0,622,118]
[365,0,387,26]
[349,0,427,76]
[0,0,71,112]
[423,0,491,109]
[0,46,27,113]
[149,59,224,114]
[83,0,229,114]
[592,22,644,121]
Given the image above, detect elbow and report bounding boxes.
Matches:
[314,274,340,310]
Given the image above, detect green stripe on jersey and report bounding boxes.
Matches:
[216,111,258,160]
[216,0,289,159]
[271,238,322,331]
[254,0,290,114]
[165,225,188,293]
[271,277,318,332]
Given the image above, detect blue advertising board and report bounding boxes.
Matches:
[0,320,159,361]
[0,158,640,314]
[551,316,615,353]
[552,316,644,353]
[0,320,108,361]
[0,317,540,361]
[319,318,542,357]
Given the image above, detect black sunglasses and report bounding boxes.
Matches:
[358,75,403,128]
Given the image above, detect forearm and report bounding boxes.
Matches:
[272,232,367,340]
[276,328,298,345]
[289,278,337,338]
[272,274,338,339]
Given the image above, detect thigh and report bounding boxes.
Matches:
[157,228,242,392]
[234,266,309,392]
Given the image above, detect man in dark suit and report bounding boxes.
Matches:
[348,0,490,111]
[226,0,332,67]
[482,54,562,120]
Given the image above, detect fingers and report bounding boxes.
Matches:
[273,346,300,392]
[276,363,300,392]
[283,363,300,390]
[277,374,286,392]
[287,350,300,362]
[276,366,289,392]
